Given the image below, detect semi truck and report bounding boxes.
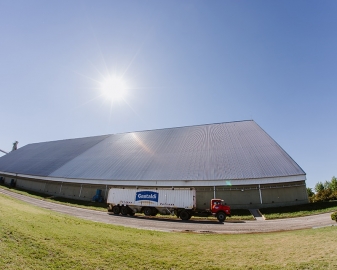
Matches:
[107,188,231,222]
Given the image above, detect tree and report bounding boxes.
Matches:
[310,177,337,203]
[313,189,332,202]
[323,180,331,190]
[330,176,337,191]
[306,187,314,198]
[315,182,324,193]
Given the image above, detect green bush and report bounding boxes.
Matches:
[331,212,337,222]
[313,189,332,202]
[312,189,337,203]
[311,177,337,203]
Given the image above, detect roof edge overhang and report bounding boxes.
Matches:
[0,171,306,186]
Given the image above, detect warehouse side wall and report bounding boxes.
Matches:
[192,182,308,209]
[0,176,308,209]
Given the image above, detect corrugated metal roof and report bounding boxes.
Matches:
[0,120,305,181]
[0,135,109,176]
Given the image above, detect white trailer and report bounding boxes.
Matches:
[107,187,231,222]
[107,188,196,219]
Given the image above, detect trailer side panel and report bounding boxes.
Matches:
[107,188,196,209]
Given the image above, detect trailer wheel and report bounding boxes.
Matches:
[112,205,120,215]
[179,210,191,221]
[129,211,135,216]
[217,211,226,222]
[151,208,158,216]
[121,206,129,216]
[144,207,152,216]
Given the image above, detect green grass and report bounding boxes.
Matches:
[0,185,108,211]
[1,193,337,270]
[261,201,337,219]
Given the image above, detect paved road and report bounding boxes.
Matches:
[1,188,336,234]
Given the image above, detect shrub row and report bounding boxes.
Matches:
[309,189,337,203]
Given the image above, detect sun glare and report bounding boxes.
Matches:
[100,76,127,102]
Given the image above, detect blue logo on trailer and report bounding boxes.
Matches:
[135,191,159,202]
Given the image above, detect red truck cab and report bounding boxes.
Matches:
[211,199,231,222]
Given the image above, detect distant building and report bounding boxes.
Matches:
[0,120,308,208]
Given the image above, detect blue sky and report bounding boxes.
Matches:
[0,1,336,189]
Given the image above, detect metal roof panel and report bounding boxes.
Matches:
[0,135,109,176]
[0,121,305,181]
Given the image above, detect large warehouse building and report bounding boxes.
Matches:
[0,120,308,209]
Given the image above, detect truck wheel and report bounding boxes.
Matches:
[217,211,226,222]
[121,206,129,216]
[151,208,158,216]
[112,205,120,215]
[144,207,152,216]
[129,211,135,216]
[179,210,191,221]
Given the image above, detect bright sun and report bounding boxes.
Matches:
[100,76,127,102]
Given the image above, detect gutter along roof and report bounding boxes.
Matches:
[0,120,305,184]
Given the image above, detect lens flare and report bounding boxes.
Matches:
[100,76,127,102]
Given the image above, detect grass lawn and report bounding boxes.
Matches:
[1,193,337,270]
[0,185,108,211]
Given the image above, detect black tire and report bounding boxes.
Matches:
[121,206,129,216]
[217,211,226,222]
[112,205,120,215]
[144,207,152,216]
[179,210,191,221]
[151,208,158,216]
[129,211,135,216]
